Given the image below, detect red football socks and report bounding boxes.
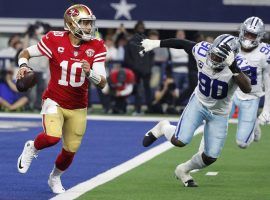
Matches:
[55,148,75,171]
[34,132,61,150]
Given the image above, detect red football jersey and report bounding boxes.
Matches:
[37,31,106,109]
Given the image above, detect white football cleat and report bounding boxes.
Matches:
[17,140,38,173]
[175,164,198,187]
[48,173,66,194]
[142,120,170,147]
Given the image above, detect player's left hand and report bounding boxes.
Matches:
[217,44,241,75]
[132,34,160,56]
[258,110,270,125]
[81,59,91,75]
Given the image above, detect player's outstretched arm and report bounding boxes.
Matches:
[134,34,196,56]
[160,39,196,54]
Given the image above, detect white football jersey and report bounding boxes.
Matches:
[235,42,270,100]
[192,41,250,116]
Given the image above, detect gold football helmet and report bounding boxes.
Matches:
[64,4,96,41]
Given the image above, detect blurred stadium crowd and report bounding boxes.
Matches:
[0,20,268,115]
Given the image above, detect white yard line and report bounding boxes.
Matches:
[50,125,205,200]
[205,172,219,176]
[0,113,238,200]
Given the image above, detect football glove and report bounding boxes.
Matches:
[258,110,270,125]
[217,44,235,66]
[218,44,241,75]
[139,39,160,56]
[133,34,160,56]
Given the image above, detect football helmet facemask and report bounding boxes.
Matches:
[206,34,240,70]
[239,16,265,49]
[64,4,96,41]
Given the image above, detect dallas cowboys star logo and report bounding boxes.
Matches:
[110,0,136,20]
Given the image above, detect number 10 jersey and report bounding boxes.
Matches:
[37,31,106,109]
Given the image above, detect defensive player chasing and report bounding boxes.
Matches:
[137,34,251,187]
[231,16,270,147]
[16,4,107,194]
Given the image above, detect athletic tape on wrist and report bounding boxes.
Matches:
[18,58,29,67]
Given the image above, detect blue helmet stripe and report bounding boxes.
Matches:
[251,17,255,26]
[254,18,259,26]
[220,35,234,46]
[219,35,230,45]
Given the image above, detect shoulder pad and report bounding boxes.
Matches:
[192,41,211,59]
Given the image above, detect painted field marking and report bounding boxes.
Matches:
[205,172,219,176]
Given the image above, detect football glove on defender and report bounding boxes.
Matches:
[133,34,160,56]
[217,44,241,75]
[258,110,270,125]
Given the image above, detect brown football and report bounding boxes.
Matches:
[16,71,37,92]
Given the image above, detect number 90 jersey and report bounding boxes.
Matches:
[37,31,106,109]
[192,41,250,116]
[235,42,270,100]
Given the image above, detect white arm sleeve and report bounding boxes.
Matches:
[119,84,133,96]
[26,45,43,57]
[92,62,107,77]
[262,69,270,112]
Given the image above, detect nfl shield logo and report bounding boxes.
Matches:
[74,51,78,57]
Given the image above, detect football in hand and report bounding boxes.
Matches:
[16,71,37,92]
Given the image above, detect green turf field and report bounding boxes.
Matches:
[78,124,270,200]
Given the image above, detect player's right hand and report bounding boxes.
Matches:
[218,44,241,75]
[218,44,235,67]
[16,65,32,80]
[81,60,90,73]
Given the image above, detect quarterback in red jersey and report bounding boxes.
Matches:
[16,4,107,194]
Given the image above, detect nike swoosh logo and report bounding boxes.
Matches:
[145,132,150,137]
[18,158,24,169]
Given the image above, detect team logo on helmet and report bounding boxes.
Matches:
[67,8,80,17]
[85,49,95,57]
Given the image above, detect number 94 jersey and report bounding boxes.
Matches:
[192,41,250,116]
[37,31,106,109]
[235,42,270,100]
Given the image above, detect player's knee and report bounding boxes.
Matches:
[64,141,81,153]
[236,140,249,149]
[171,136,186,147]
[202,152,217,166]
